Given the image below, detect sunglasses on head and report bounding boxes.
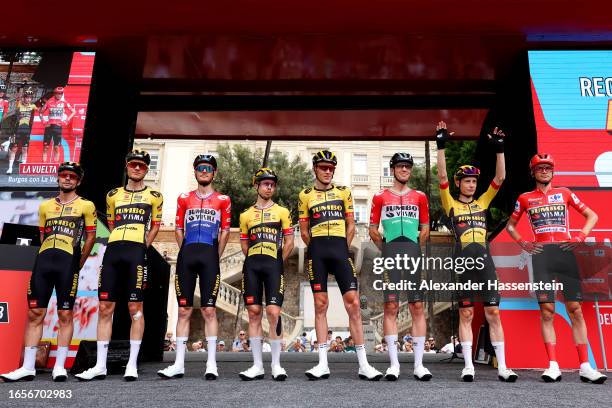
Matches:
[58,172,79,180]
[127,161,148,170]
[195,164,215,173]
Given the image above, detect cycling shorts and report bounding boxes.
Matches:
[43,125,62,146]
[456,243,500,308]
[381,239,425,303]
[175,243,220,307]
[532,244,583,303]
[28,249,80,310]
[11,125,31,148]
[99,242,147,302]
[307,236,357,295]
[242,254,284,307]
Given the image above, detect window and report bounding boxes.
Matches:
[382,156,391,177]
[353,154,367,175]
[354,201,368,224]
[148,149,160,170]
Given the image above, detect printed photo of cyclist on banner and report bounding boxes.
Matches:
[0,51,94,188]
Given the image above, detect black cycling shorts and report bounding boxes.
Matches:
[43,125,62,146]
[532,244,583,303]
[99,241,147,302]
[456,243,500,308]
[242,254,284,307]
[10,125,32,148]
[175,243,220,307]
[381,239,425,303]
[307,237,357,295]
[28,249,80,310]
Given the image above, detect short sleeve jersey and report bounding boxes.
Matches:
[175,190,231,246]
[370,188,429,243]
[298,185,353,238]
[511,187,589,243]
[38,196,97,255]
[106,186,163,244]
[439,180,500,247]
[240,203,293,259]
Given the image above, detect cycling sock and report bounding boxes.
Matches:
[318,342,329,367]
[271,339,282,367]
[127,340,141,370]
[251,336,263,369]
[544,342,557,364]
[491,342,506,370]
[413,336,425,368]
[23,346,38,371]
[54,346,69,369]
[175,337,187,368]
[461,342,473,369]
[576,344,589,364]
[206,336,217,367]
[385,335,399,368]
[356,344,368,368]
[95,341,109,370]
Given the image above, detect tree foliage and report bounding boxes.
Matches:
[214,144,312,226]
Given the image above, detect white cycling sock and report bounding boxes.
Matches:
[461,342,473,369]
[385,335,399,368]
[127,340,141,370]
[413,336,425,368]
[175,337,187,369]
[206,336,217,367]
[251,336,263,369]
[54,346,69,370]
[23,346,38,371]
[492,341,506,370]
[95,341,109,370]
[271,339,282,367]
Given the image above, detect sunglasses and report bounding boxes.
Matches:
[239,333,245,336]
[58,172,79,180]
[534,165,554,173]
[195,164,215,173]
[316,165,336,173]
[127,161,148,170]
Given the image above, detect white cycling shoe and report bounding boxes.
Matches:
[414,365,433,381]
[541,366,562,382]
[157,364,184,379]
[205,365,218,380]
[461,367,475,382]
[358,364,383,381]
[75,366,107,381]
[123,366,138,381]
[52,367,68,382]
[497,367,518,382]
[0,367,36,382]
[271,365,288,381]
[384,365,400,381]
[305,364,330,380]
[579,366,607,384]
[239,365,264,381]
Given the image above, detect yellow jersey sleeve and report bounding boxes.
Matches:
[38,201,46,231]
[341,187,354,217]
[150,190,163,225]
[475,181,500,209]
[106,189,117,225]
[239,210,249,239]
[298,189,309,222]
[281,207,292,231]
[439,181,454,216]
[83,200,97,232]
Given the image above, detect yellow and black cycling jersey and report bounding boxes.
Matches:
[106,186,163,244]
[16,101,37,127]
[298,185,354,238]
[38,196,97,255]
[439,180,500,247]
[240,203,293,259]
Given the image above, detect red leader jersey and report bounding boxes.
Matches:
[41,96,74,126]
[511,186,590,243]
[0,99,9,121]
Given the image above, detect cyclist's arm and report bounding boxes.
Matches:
[299,220,310,246]
[240,239,249,256]
[65,102,76,123]
[282,234,294,261]
[493,151,506,187]
[419,192,430,244]
[105,192,115,232]
[218,230,230,257]
[505,217,523,242]
[38,204,46,244]
[436,147,448,184]
[419,225,430,245]
[369,225,383,251]
[346,216,356,247]
[578,207,598,237]
[80,230,96,269]
[145,223,160,248]
[369,193,383,250]
[175,229,184,248]
[39,102,48,124]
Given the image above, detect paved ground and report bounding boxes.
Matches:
[1,354,609,408]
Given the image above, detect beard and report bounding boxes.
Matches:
[60,185,77,193]
[198,179,212,187]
